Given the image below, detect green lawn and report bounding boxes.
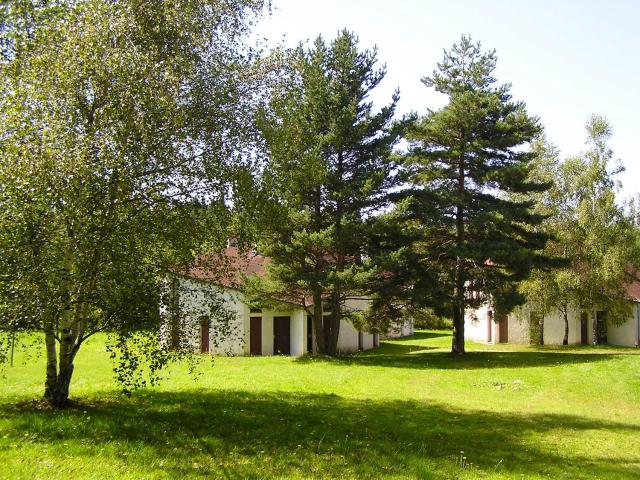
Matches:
[1,331,639,479]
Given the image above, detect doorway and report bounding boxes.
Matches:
[273,316,291,355]
[580,313,588,345]
[250,317,262,355]
[498,314,509,343]
[200,318,210,354]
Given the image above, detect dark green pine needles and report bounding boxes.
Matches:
[404,35,553,354]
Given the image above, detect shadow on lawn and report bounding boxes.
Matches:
[2,390,638,479]
[297,337,623,370]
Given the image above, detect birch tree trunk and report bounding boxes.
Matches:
[538,314,545,345]
[562,306,569,345]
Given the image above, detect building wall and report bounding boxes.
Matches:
[607,304,639,347]
[538,307,583,345]
[507,312,530,344]
[337,319,361,354]
[172,277,246,355]
[361,331,375,350]
[252,308,304,356]
[339,320,375,353]
[466,301,640,347]
[465,303,493,343]
[168,277,379,356]
[383,319,415,339]
[336,297,376,353]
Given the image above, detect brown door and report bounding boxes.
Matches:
[250,317,262,355]
[580,313,588,345]
[498,314,509,343]
[273,316,291,355]
[200,319,210,353]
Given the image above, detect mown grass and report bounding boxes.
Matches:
[1,331,639,479]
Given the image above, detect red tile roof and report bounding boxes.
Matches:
[625,278,640,302]
[179,247,312,307]
[182,247,269,289]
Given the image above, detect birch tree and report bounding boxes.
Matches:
[520,116,639,345]
[0,0,267,406]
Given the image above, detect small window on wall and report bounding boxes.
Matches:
[250,307,262,313]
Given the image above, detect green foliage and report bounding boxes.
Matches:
[0,0,267,404]
[397,35,550,353]
[520,116,640,344]
[410,308,452,330]
[253,30,404,354]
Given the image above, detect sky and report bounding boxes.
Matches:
[253,0,639,200]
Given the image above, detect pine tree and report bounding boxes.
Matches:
[405,36,550,354]
[255,31,403,355]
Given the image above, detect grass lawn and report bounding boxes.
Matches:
[1,331,639,479]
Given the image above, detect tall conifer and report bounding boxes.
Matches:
[405,36,549,354]
[256,31,402,355]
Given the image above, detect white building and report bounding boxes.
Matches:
[163,247,396,356]
[382,320,415,339]
[465,282,640,347]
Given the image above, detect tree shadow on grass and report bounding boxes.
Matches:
[347,348,623,370]
[297,346,622,370]
[295,332,630,370]
[2,389,639,479]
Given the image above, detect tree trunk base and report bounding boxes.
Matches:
[43,397,79,409]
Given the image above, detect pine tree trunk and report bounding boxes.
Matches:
[325,315,340,356]
[562,307,569,345]
[451,300,465,354]
[324,291,341,356]
[312,289,325,354]
[451,153,466,355]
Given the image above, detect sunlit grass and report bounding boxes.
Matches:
[1,331,639,479]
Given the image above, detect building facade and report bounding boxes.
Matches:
[162,248,389,356]
[465,294,640,347]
